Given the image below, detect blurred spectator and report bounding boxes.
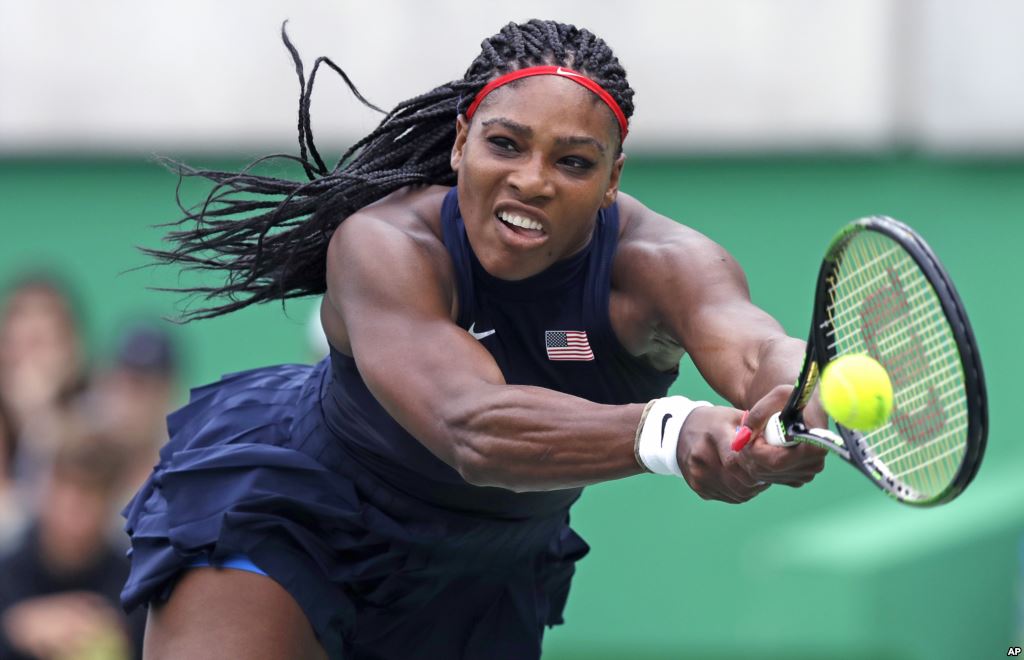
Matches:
[90,322,179,495]
[0,274,89,499]
[0,395,27,552]
[0,274,87,437]
[0,421,145,660]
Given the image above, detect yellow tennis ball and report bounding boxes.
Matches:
[819,354,893,431]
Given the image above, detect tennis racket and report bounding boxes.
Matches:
[734,217,987,506]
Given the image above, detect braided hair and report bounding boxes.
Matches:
[151,19,635,321]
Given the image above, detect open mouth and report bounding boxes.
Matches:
[496,210,546,239]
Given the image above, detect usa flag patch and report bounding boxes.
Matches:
[545,330,594,361]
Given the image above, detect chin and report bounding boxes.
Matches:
[478,256,535,281]
[479,246,553,280]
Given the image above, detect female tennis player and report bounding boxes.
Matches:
[122,19,826,659]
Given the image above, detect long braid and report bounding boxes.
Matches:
[151,19,634,321]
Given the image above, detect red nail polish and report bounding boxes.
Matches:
[731,426,752,452]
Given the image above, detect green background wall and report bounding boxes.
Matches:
[1,156,1020,659]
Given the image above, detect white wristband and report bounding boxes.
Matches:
[635,396,712,477]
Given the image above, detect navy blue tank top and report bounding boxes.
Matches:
[323,187,677,519]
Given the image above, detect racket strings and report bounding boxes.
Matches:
[891,442,967,479]
[842,245,963,497]
[830,263,961,420]
[823,246,902,310]
[894,367,962,411]
[828,274,945,339]
[868,407,966,463]
[825,231,968,501]
[854,312,950,361]
[841,252,961,498]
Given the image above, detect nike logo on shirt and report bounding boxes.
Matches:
[468,323,496,341]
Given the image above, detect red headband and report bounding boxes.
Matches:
[465,65,629,140]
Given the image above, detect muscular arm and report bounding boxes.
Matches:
[326,210,646,492]
[615,197,826,493]
[616,198,806,409]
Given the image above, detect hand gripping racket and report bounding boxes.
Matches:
[736,217,987,506]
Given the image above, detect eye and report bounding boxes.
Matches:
[487,136,519,154]
[560,156,595,171]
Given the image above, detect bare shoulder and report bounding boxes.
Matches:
[613,192,745,293]
[605,193,751,368]
[323,185,457,353]
[332,184,450,250]
[327,184,455,291]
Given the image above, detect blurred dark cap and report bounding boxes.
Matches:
[114,323,177,376]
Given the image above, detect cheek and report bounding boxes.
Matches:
[456,168,482,212]
[460,146,500,180]
[456,153,505,209]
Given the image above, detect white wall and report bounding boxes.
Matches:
[0,0,1021,154]
[903,0,1024,153]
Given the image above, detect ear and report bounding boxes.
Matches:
[601,151,626,208]
[450,114,470,172]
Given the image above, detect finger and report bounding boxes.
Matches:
[730,470,762,490]
[744,384,794,437]
[722,451,763,490]
[746,451,824,483]
[718,467,768,501]
[794,442,829,463]
[745,433,826,473]
[742,436,792,475]
[689,460,750,503]
[774,444,827,477]
[724,479,770,502]
[779,468,823,486]
[745,462,820,484]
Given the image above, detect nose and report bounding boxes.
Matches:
[507,152,554,201]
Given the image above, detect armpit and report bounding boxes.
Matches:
[644,327,685,373]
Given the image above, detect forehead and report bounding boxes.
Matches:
[4,287,73,325]
[473,75,619,143]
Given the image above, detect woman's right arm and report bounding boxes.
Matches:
[325,210,661,492]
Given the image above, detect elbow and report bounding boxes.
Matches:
[442,398,506,489]
[451,435,528,491]
[748,335,789,378]
[440,390,541,493]
[452,437,494,488]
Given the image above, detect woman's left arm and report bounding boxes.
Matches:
[614,197,826,486]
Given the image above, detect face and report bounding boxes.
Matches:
[450,75,625,280]
[40,472,111,570]
[95,368,174,443]
[0,286,82,396]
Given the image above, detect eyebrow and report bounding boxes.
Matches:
[480,117,607,155]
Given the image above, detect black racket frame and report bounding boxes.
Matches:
[780,216,987,505]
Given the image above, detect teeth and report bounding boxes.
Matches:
[498,211,544,232]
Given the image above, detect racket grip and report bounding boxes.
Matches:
[764,412,799,447]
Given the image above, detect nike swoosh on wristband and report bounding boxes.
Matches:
[659,413,673,447]
[468,322,496,341]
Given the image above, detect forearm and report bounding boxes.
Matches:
[743,335,807,409]
[443,385,648,492]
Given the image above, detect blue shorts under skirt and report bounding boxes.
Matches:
[120,360,589,659]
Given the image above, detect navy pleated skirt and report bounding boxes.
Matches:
[120,358,589,659]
